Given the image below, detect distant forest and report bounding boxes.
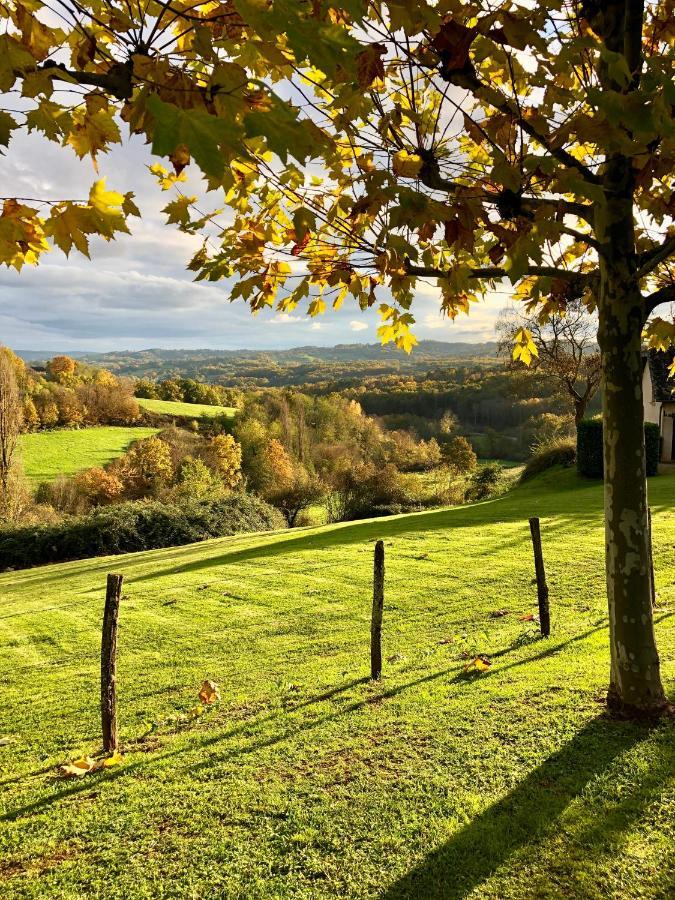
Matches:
[16,342,601,460]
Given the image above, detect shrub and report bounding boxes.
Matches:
[74,467,124,505]
[327,463,417,521]
[174,457,225,500]
[577,419,660,478]
[520,437,576,482]
[465,463,504,501]
[36,475,86,515]
[0,494,284,570]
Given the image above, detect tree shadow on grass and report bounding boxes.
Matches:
[381,716,656,899]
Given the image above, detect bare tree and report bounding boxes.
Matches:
[0,353,22,494]
[498,300,601,426]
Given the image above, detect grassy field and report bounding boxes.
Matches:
[0,469,673,898]
[137,397,237,419]
[18,427,159,486]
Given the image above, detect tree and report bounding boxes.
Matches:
[124,436,174,493]
[444,436,478,475]
[207,434,242,489]
[3,1,674,715]
[0,351,22,494]
[266,465,326,527]
[75,466,124,505]
[498,300,601,425]
[46,355,77,385]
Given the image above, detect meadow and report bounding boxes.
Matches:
[137,398,237,419]
[0,468,673,898]
[18,427,159,486]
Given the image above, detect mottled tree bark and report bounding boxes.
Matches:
[596,160,668,716]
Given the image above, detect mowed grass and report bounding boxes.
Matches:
[137,397,237,419]
[0,469,674,898]
[18,427,159,486]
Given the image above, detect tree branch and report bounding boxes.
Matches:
[40,61,134,100]
[442,69,601,186]
[637,234,675,279]
[405,262,594,281]
[645,284,675,316]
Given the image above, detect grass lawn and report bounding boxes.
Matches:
[137,397,237,419]
[18,427,159,486]
[0,468,673,897]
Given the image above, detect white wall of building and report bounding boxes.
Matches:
[642,363,661,425]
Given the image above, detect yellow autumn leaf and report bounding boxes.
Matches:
[59,755,97,777]
[512,328,539,366]
[88,179,124,215]
[392,149,423,179]
[102,750,124,767]
[198,680,220,704]
[463,656,492,673]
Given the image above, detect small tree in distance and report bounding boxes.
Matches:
[497,300,601,426]
[444,436,478,476]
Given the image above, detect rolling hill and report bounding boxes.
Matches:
[0,469,673,897]
[18,427,159,486]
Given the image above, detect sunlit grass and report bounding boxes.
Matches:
[18,427,159,486]
[0,468,673,897]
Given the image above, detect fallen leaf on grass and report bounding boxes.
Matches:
[437,637,455,645]
[59,756,97,777]
[198,680,220,704]
[463,656,492,673]
[0,736,16,746]
[519,613,539,622]
[59,750,124,778]
[102,750,124,768]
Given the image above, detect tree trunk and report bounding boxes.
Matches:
[573,397,586,427]
[596,182,668,716]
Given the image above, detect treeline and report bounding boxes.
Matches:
[4,349,140,431]
[135,377,243,408]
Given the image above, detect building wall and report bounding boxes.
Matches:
[643,363,661,425]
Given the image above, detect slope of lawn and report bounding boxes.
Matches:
[137,397,236,419]
[0,468,673,898]
[18,427,159,486]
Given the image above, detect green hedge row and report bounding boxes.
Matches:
[0,494,284,571]
[577,419,660,478]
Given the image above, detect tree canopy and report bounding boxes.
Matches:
[2,0,674,353]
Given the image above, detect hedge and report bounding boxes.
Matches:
[520,438,576,482]
[577,419,660,478]
[0,494,284,571]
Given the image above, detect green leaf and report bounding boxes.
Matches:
[147,95,241,179]
[292,207,316,242]
[244,98,327,164]
[0,111,18,150]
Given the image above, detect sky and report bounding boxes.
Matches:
[1,128,510,353]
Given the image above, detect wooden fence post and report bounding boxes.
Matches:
[528,518,550,637]
[648,507,656,608]
[371,540,385,680]
[101,573,123,752]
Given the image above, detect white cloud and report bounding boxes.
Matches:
[0,127,509,350]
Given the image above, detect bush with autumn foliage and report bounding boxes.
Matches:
[9,351,141,432]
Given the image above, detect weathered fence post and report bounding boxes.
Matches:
[101,573,123,752]
[371,540,385,680]
[648,507,656,608]
[528,518,550,637]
